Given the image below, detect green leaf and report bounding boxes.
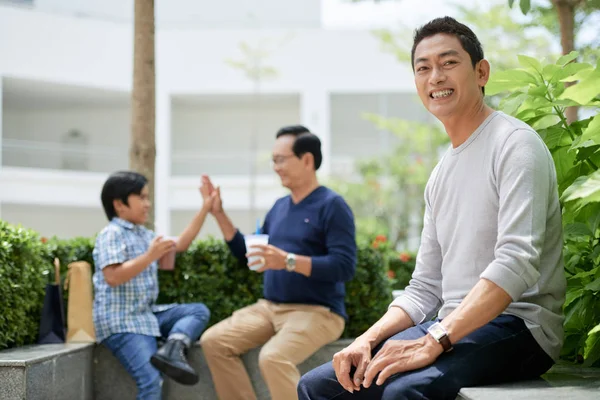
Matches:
[556,51,579,67]
[508,0,515,8]
[540,126,571,150]
[586,276,600,291]
[519,0,531,14]
[584,326,600,366]
[559,64,595,82]
[554,62,593,83]
[518,54,542,72]
[532,115,560,130]
[579,115,600,147]
[562,169,600,203]
[559,66,600,105]
[564,288,585,308]
[485,79,528,96]
[576,145,600,163]
[500,92,529,116]
[564,222,593,238]
[552,146,577,185]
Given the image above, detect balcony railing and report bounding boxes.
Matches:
[1,138,128,173]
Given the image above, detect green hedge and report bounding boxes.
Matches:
[0,221,49,349]
[0,221,392,351]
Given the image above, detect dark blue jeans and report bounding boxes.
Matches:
[298,315,553,400]
[103,303,210,400]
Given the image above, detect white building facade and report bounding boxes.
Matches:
[0,0,433,239]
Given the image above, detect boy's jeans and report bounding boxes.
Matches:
[103,303,210,400]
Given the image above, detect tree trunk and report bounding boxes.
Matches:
[130,0,156,228]
[553,0,582,124]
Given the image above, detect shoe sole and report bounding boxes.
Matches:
[150,354,199,386]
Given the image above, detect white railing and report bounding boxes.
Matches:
[2,138,128,172]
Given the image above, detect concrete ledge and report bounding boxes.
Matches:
[457,364,600,400]
[94,339,354,400]
[0,343,94,400]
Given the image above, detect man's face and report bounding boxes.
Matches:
[413,33,488,120]
[114,184,151,225]
[271,135,307,189]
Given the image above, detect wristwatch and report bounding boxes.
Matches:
[285,253,296,272]
[427,322,453,352]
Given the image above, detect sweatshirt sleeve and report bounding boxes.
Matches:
[389,186,443,324]
[479,129,550,300]
[310,196,357,282]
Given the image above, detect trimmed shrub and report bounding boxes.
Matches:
[0,224,393,350]
[0,221,49,349]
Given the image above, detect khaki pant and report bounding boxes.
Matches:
[200,299,345,400]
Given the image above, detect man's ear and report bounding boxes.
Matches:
[302,153,315,170]
[477,59,491,87]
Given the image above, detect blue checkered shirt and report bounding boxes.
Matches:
[92,218,175,343]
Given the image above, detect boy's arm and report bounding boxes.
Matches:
[175,204,212,252]
[101,235,174,287]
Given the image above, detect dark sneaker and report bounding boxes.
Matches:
[150,339,199,385]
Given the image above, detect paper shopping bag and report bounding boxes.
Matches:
[64,261,96,343]
[38,258,66,344]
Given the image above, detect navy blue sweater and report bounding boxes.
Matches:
[227,186,357,319]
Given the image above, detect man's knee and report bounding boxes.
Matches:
[258,346,286,373]
[297,362,339,400]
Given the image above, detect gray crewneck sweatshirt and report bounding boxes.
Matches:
[390,111,566,360]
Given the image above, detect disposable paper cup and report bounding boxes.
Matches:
[159,236,178,271]
[244,234,269,271]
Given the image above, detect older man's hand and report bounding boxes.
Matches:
[332,337,373,393]
[362,335,443,388]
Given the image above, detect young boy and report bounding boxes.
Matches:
[93,171,214,399]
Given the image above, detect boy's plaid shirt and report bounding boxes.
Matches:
[92,217,175,342]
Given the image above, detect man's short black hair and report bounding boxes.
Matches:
[100,171,148,221]
[275,125,323,170]
[411,16,485,94]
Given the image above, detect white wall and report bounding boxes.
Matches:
[32,0,321,28]
[330,93,432,159]
[171,95,300,175]
[2,107,129,172]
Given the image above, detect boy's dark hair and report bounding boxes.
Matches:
[275,125,323,170]
[100,171,148,221]
[411,16,485,94]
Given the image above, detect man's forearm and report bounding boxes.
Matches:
[441,278,512,344]
[176,207,210,252]
[213,210,237,241]
[359,307,415,349]
[103,253,153,287]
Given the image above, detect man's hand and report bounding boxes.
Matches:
[147,236,176,262]
[246,244,287,271]
[332,337,373,393]
[200,175,223,214]
[362,334,443,388]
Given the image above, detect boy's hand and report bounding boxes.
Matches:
[200,175,223,214]
[147,236,176,261]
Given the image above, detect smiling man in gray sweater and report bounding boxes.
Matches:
[298,16,566,400]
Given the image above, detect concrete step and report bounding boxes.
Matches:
[457,364,600,400]
[0,343,94,400]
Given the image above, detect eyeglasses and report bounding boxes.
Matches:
[270,154,296,167]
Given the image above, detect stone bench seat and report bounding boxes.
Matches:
[0,343,94,400]
[2,341,598,399]
[457,364,600,400]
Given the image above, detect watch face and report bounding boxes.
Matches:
[428,323,446,340]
